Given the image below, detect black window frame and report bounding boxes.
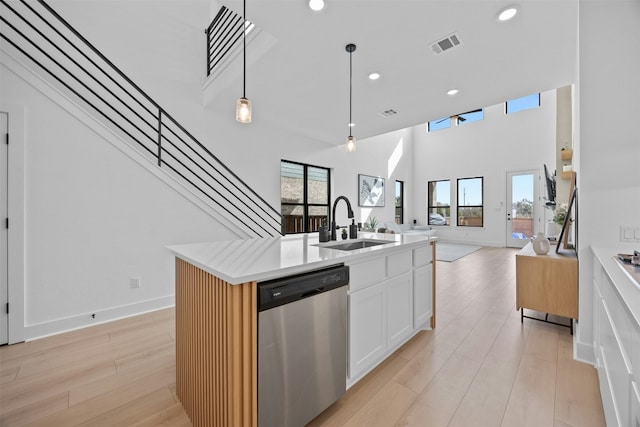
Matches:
[427,179,451,226]
[395,180,404,224]
[456,109,484,125]
[457,177,484,227]
[427,117,451,132]
[505,93,540,114]
[280,160,331,234]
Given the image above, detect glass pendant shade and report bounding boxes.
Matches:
[345,135,356,152]
[236,97,252,123]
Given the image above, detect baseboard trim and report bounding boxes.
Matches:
[24,296,175,341]
[573,322,596,365]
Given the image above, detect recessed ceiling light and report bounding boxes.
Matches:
[368,72,380,80]
[498,5,518,21]
[447,89,459,96]
[309,0,325,11]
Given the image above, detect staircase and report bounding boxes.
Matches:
[0,0,283,238]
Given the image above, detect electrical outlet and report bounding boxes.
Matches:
[130,277,141,289]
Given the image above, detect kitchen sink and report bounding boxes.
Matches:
[316,239,391,251]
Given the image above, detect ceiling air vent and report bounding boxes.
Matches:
[430,32,462,55]
[379,109,398,118]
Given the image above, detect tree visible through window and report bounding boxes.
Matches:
[427,180,450,225]
[281,160,330,234]
[457,177,483,227]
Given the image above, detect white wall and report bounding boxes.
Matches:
[206,115,414,230]
[411,90,557,246]
[0,1,413,339]
[575,0,640,363]
[1,66,244,339]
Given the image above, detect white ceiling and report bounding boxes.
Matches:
[212,0,578,146]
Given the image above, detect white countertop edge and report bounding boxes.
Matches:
[168,233,437,285]
[592,246,640,327]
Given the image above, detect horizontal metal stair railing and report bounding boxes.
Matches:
[0,0,283,237]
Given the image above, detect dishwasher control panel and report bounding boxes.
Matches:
[257,265,349,311]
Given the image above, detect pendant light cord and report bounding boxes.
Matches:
[349,48,352,138]
[243,0,246,98]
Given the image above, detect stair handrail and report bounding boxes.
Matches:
[0,0,283,237]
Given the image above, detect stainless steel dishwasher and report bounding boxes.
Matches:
[258,264,349,427]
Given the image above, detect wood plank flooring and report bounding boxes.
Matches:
[0,247,605,426]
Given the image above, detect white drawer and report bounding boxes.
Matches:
[592,259,602,285]
[348,257,386,292]
[413,245,432,267]
[387,250,413,278]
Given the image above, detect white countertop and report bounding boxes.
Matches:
[167,232,436,284]
[592,246,640,326]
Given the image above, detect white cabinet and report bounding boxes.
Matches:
[631,381,640,427]
[347,243,434,385]
[348,282,387,379]
[387,250,413,278]
[387,272,413,350]
[413,264,432,328]
[592,248,640,427]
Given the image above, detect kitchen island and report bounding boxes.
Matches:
[167,232,436,427]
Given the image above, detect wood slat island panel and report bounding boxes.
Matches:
[175,258,257,427]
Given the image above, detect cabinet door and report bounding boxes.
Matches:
[387,272,413,350]
[631,381,640,427]
[413,264,432,328]
[349,282,387,380]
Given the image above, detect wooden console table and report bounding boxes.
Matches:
[515,242,578,333]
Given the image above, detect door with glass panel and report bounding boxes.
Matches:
[506,170,538,248]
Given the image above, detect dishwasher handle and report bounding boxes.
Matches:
[300,287,328,299]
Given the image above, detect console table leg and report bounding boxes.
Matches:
[570,319,573,335]
[520,308,523,323]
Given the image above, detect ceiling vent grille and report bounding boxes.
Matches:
[430,32,462,55]
[379,109,398,118]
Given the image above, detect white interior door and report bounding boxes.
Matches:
[506,170,538,248]
[1,112,8,345]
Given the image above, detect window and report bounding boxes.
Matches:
[427,117,451,132]
[457,109,484,125]
[506,93,540,114]
[395,180,404,224]
[427,180,450,225]
[281,160,330,234]
[457,177,483,227]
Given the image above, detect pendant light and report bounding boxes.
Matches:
[345,43,356,152]
[235,0,251,123]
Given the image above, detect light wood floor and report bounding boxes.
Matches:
[0,247,605,426]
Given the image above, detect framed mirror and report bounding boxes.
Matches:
[557,186,577,254]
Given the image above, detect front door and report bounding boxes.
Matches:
[506,170,537,248]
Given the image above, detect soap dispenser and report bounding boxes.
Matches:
[319,221,330,242]
[349,219,358,239]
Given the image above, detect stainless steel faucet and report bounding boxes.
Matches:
[330,196,354,240]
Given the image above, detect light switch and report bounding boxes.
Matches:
[624,227,634,240]
[635,228,640,240]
